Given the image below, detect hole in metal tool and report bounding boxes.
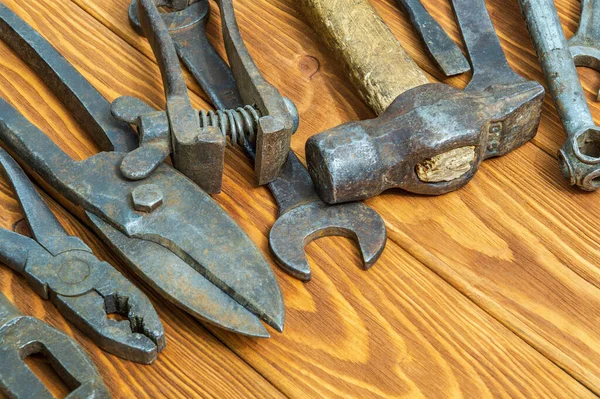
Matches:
[576,128,600,158]
[24,352,74,398]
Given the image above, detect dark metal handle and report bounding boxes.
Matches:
[0,3,137,153]
[129,0,243,109]
[138,0,200,143]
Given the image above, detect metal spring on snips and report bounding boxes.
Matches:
[199,106,261,147]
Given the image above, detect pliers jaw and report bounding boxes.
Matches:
[56,286,165,365]
[0,148,165,363]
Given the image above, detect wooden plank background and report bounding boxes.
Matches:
[0,0,598,397]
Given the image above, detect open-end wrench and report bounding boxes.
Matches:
[267,152,387,281]
[0,293,110,398]
[519,0,600,190]
[122,0,387,281]
[568,0,600,100]
[394,0,470,76]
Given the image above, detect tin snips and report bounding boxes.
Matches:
[0,3,284,338]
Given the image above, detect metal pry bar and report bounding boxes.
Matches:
[0,147,165,364]
[0,293,111,398]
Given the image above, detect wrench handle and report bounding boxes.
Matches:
[300,0,429,114]
[518,0,594,135]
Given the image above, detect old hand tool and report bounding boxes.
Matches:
[569,0,600,85]
[118,0,296,194]
[301,0,544,204]
[0,148,164,364]
[123,0,387,281]
[268,152,387,281]
[0,293,111,398]
[0,3,284,337]
[518,0,600,190]
[394,0,470,76]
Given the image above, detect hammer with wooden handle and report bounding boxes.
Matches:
[301,0,545,204]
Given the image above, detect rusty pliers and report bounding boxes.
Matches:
[0,148,164,364]
[113,0,297,194]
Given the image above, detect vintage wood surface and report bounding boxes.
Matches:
[0,0,598,398]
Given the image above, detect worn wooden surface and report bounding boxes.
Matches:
[0,0,598,397]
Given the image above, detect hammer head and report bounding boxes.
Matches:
[306,82,544,204]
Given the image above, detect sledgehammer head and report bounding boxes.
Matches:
[306,81,544,204]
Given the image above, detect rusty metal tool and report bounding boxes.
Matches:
[0,147,164,364]
[0,292,111,398]
[267,152,387,281]
[117,0,296,194]
[394,0,470,76]
[0,3,284,338]
[122,0,387,281]
[518,0,600,190]
[129,0,241,109]
[569,0,600,79]
[301,0,544,204]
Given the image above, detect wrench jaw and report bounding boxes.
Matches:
[569,40,600,103]
[568,0,600,100]
[559,127,600,190]
[569,45,600,72]
[269,202,387,282]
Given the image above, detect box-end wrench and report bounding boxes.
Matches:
[519,0,600,190]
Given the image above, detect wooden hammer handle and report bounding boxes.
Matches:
[300,0,429,114]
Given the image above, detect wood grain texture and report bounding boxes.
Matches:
[0,0,598,398]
